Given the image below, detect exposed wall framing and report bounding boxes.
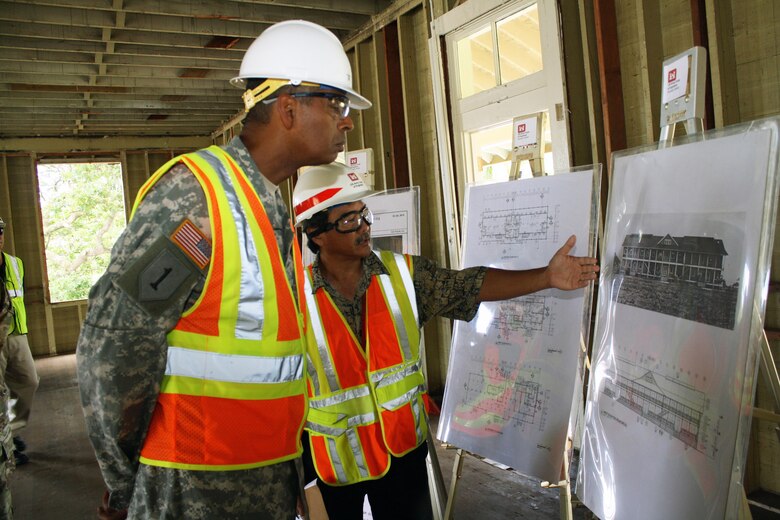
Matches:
[1,0,780,496]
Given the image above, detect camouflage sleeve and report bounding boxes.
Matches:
[0,288,12,485]
[76,162,209,510]
[412,255,488,326]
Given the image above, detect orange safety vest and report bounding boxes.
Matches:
[135,146,308,470]
[304,251,427,485]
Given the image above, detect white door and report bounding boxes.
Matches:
[430,0,571,264]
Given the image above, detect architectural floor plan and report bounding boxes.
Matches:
[438,170,596,483]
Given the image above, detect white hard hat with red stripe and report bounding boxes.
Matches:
[293,162,377,226]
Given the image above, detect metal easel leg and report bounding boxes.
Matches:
[558,447,574,520]
[443,449,465,520]
[426,429,448,520]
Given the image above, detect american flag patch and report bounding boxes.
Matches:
[170,219,211,270]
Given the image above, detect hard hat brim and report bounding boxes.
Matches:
[231,76,372,110]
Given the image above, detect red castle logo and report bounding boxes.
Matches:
[348,173,359,181]
[518,123,526,133]
[349,157,359,165]
[668,69,677,82]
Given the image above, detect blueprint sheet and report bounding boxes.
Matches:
[438,170,596,482]
[577,127,777,520]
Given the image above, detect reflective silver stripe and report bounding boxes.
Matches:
[165,346,303,383]
[309,385,370,409]
[6,256,22,297]
[306,352,320,395]
[381,384,425,410]
[327,437,348,483]
[347,412,376,427]
[370,361,421,388]
[392,253,417,324]
[304,411,377,430]
[305,422,345,436]
[303,272,341,392]
[377,273,412,361]
[347,429,370,479]
[199,149,264,340]
[411,393,425,442]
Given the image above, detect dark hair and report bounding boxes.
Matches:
[302,210,330,254]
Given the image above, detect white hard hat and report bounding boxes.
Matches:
[231,20,371,111]
[293,162,378,226]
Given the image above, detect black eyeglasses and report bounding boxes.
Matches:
[264,91,350,119]
[325,206,372,234]
[0,229,4,235]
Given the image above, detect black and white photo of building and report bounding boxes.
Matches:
[613,233,739,329]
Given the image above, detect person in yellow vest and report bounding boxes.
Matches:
[76,20,371,519]
[0,217,38,468]
[292,163,599,519]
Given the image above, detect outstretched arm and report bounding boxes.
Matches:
[477,235,598,302]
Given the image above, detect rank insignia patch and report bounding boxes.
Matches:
[170,219,211,270]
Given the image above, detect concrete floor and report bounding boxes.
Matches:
[9,354,591,519]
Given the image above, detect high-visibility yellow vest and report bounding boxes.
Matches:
[304,250,427,485]
[136,146,308,471]
[2,253,26,335]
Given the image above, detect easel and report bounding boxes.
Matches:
[439,114,583,519]
[509,112,546,180]
[658,46,780,520]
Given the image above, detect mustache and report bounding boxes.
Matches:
[355,232,371,245]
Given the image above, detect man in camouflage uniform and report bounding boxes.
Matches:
[293,164,599,519]
[77,20,371,519]
[0,286,14,519]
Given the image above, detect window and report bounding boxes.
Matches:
[455,3,543,99]
[497,6,543,85]
[457,25,495,98]
[37,162,126,302]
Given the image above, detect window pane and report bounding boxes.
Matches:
[469,122,513,184]
[457,26,495,98]
[38,162,126,302]
[497,4,543,85]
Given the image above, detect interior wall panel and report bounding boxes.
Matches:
[615,0,649,148]
[731,0,780,121]
[398,6,451,393]
[5,155,51,356]
[660,0,694,54]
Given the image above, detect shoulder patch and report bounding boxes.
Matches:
[170,219,211,270]
[115,236,203,317]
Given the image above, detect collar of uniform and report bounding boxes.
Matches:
[224,136,275,199]
[309,251,389,294]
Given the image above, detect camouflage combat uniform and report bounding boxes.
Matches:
[77,137,302,519]
[0,287,14,519]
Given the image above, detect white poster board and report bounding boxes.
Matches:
[437,169,599,482]
[577,119,780,520]
[367,187,420,256]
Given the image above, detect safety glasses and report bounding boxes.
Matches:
[264,91,350,119]
[326,205,372,234]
